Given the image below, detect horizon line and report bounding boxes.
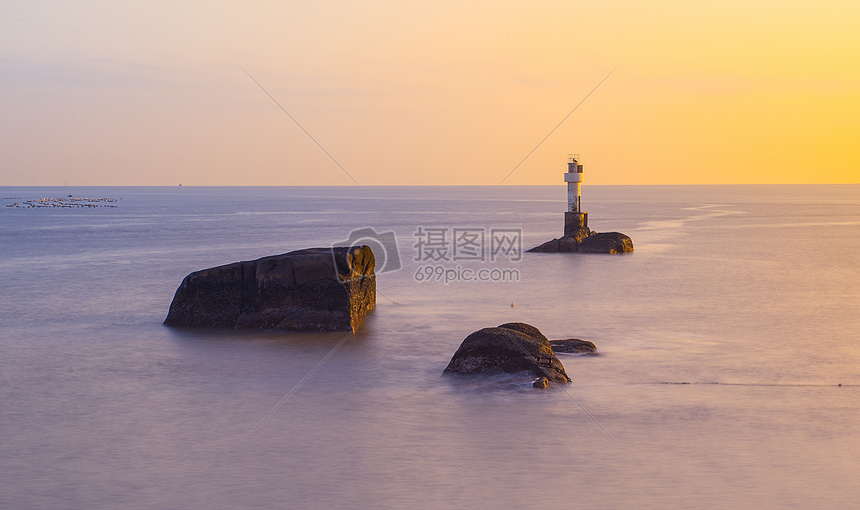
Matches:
[2,182,859,188]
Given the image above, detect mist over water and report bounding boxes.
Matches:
[2,185,859,509]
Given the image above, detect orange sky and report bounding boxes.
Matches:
[1,0,858,185]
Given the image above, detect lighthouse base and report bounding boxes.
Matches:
[564,212,588,237]
[528,211,633,254]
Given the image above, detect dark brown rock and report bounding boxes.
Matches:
[164,246,376,333]
[497,322,548,342]
[443,322,570,384]
[577,232,634,254]
[549,339,599,355]
[527,229,633,254]
[533,377,550,389]
[528,238,559,252]
[568,225,595,244]
[557,236,580,252]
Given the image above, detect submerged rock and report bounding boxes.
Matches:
[443,322,570,385]
[533,377,550,389]
[164,246,376,333]
[549,339,599,355]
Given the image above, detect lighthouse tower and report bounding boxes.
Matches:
[564,154,588,236]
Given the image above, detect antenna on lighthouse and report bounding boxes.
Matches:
[564,154,588,236]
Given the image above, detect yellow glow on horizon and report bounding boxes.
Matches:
[1,0,857,185]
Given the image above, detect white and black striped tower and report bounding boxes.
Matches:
[564,154,588,236]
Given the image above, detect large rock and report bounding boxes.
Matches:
[164,246,375,333]
[528,228,633,254]
[443,322,570,384]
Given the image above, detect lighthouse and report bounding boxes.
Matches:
[527,153,634,253]
[564,154,588,236]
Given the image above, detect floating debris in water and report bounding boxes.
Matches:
[3,196,118,208]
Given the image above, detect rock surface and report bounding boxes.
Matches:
[443,322,570,384]
[549,339,598,355]
[528,227,633,254]
[164,246,376,333]
[577,232,634,254]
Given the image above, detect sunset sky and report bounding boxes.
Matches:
[2,1,858,186]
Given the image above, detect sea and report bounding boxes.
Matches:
[1,184,858,509]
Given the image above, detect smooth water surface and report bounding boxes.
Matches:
[1,185,859,509]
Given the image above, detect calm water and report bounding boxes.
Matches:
[1,185,859,509]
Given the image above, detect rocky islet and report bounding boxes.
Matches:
[163,246,376,333]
